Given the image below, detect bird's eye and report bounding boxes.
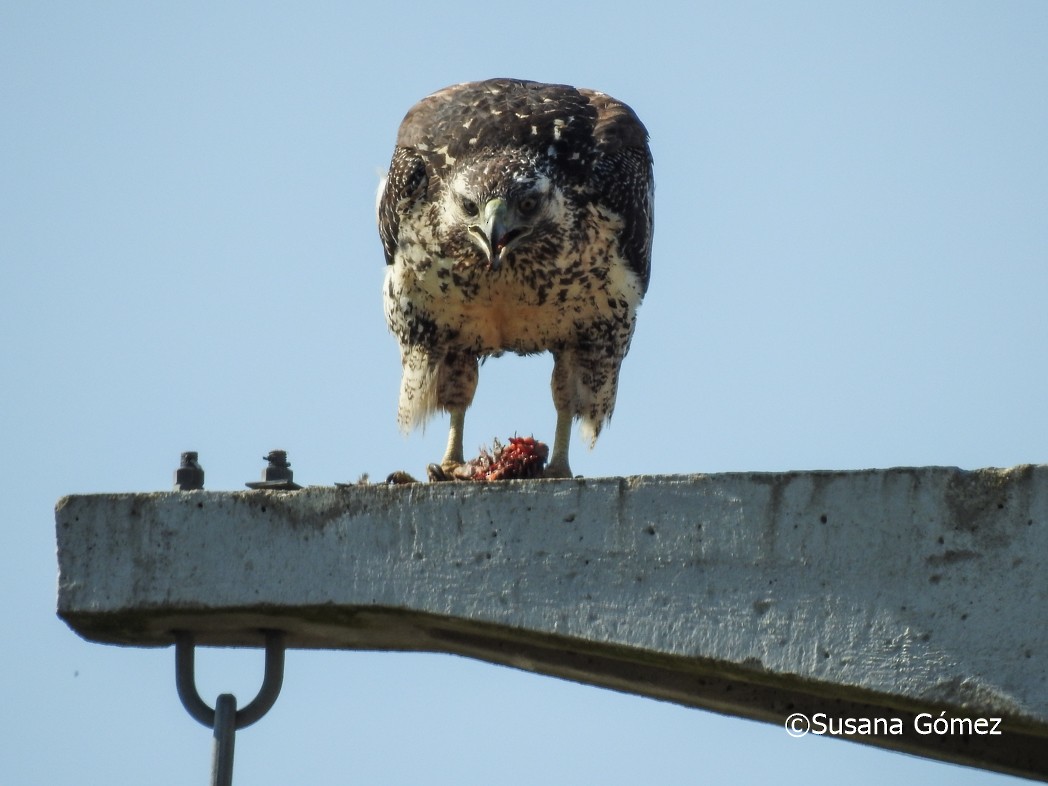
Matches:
[461,198,479,217]
[518,195,539,215]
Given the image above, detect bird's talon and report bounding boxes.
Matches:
[428,461,474,482]
[427,463,451,482]
[543,463,573,479]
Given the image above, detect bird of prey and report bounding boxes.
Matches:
[378,78,653,478]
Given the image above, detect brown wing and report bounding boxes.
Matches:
[378,147,426,266]
[580,88,654,292]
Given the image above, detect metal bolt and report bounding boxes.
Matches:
[174,451,205,491]
[261,450,292,482]
[246,449,302,490]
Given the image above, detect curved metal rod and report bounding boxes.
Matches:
[175,631,218,727]
[236,630,285,728]
[175,630,286,730]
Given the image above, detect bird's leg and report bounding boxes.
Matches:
[427,353,478,481]
[545,406,573,478]
[442,409,466,469]
[546,351,576,478]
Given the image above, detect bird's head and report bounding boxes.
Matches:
[445,157,560,270]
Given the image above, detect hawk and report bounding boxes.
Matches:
[378,78,653,478]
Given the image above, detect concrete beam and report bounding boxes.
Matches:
[56,466,1048,779]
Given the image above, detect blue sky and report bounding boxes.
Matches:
[3,2,1046,783]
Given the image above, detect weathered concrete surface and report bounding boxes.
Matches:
[57,466,1048,779]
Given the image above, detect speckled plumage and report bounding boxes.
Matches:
[378,78,653,477]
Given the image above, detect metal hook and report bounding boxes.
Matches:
[174,629,286,730]
[174,630,286,785]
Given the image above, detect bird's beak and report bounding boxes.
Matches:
[471,197,511,270]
